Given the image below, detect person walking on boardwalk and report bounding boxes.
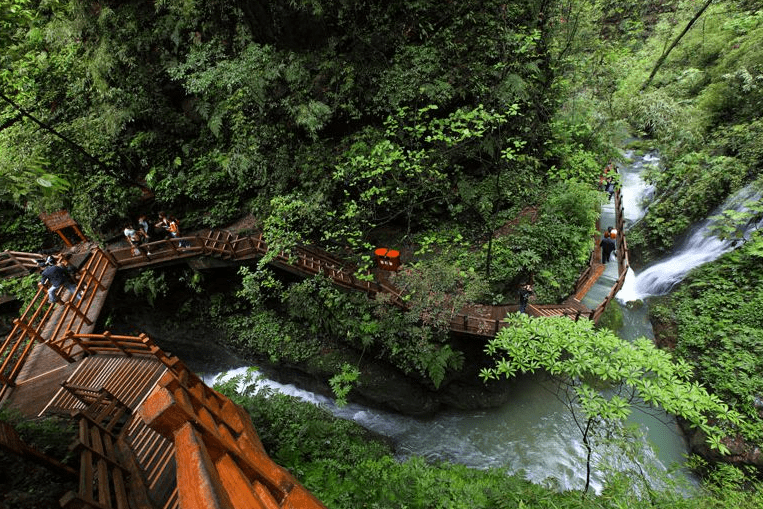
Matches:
[137,214,152,239]
[604,176,616,201]
[56,253,78,282]
[601,230,616,264]
[39,263,80,304]
[518,282,534,314]
[155,211,171,239]
[168,215,190,248]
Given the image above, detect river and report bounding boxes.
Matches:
[186,149,742,493]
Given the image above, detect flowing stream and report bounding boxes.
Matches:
[180,149,754,494]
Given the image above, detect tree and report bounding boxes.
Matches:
[332,104,513,237]
[641,0,715,90]
[480,314,742,496]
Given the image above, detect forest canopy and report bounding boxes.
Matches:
[2,0,763,506]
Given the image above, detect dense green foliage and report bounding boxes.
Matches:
[651,231,763,443]
[2,0,763,503]
[229,267,468,389]
[213,368,763,508]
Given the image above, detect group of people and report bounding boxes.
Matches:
[38,253,81,304]
[601,226,618,264]
[599,161,618,201]
[123,211,189,256]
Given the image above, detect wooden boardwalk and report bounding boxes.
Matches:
[0,183,629,508]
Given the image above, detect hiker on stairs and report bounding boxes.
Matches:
[39,263,81,304]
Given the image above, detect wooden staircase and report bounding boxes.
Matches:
[16,330,328,509]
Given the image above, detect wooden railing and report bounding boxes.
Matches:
[57,330,328,508]
[0,284,58,401]
[105,230,408,308]
[140,369,328,509]
[44,249,117,361]
[0,248,116,399]
[101,201,628,336]
[59,411,151,509]
[0,250,44,279]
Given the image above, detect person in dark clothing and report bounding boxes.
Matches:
[518,283,534,314]
[155,212,172,239]
[601,231,616,264]
[604,176,616,201]
[39,264,80,304]
[56,253,78,282]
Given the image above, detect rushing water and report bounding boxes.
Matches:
[180,149,725,494]
[619,182,762,302]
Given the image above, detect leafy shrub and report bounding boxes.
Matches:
[664,235,763,442]
[69,172,142,238]
[225,309,318,364]
[0,273,40,309]
[122,270,168,307]
[0,207,54,252]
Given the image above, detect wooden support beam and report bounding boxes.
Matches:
[62,300,93,325]
[216,454,271,509]
[175,422,236,509]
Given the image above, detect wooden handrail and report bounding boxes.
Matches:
[0,251,45,278]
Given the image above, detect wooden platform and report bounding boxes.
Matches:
[3,361,79,417]
[572,263,606,301]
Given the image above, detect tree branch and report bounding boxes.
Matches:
[641,0,715,91]
[0,90,139,188]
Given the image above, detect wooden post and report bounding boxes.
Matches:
[103,331,128,356]
[65,330,93,357]
[100,248,120,269]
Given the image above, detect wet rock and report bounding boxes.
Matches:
[683,420,763,469]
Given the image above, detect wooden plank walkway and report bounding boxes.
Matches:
[572,263,606,301]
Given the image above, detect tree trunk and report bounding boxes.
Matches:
[582,417,593,497]
[641,0,715,90]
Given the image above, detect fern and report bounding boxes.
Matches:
[425,344,464,389]
[328,363,360,407]
[122,270,168,306]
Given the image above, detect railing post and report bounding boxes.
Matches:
[225,233,237,257]
[100,248,120,269]
[103,331,128,356]
[68,330,94,357]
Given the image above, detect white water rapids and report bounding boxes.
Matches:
[618,171,762,303]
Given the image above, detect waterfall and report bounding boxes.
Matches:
[619,151,657,224]
[618,184,762,303]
